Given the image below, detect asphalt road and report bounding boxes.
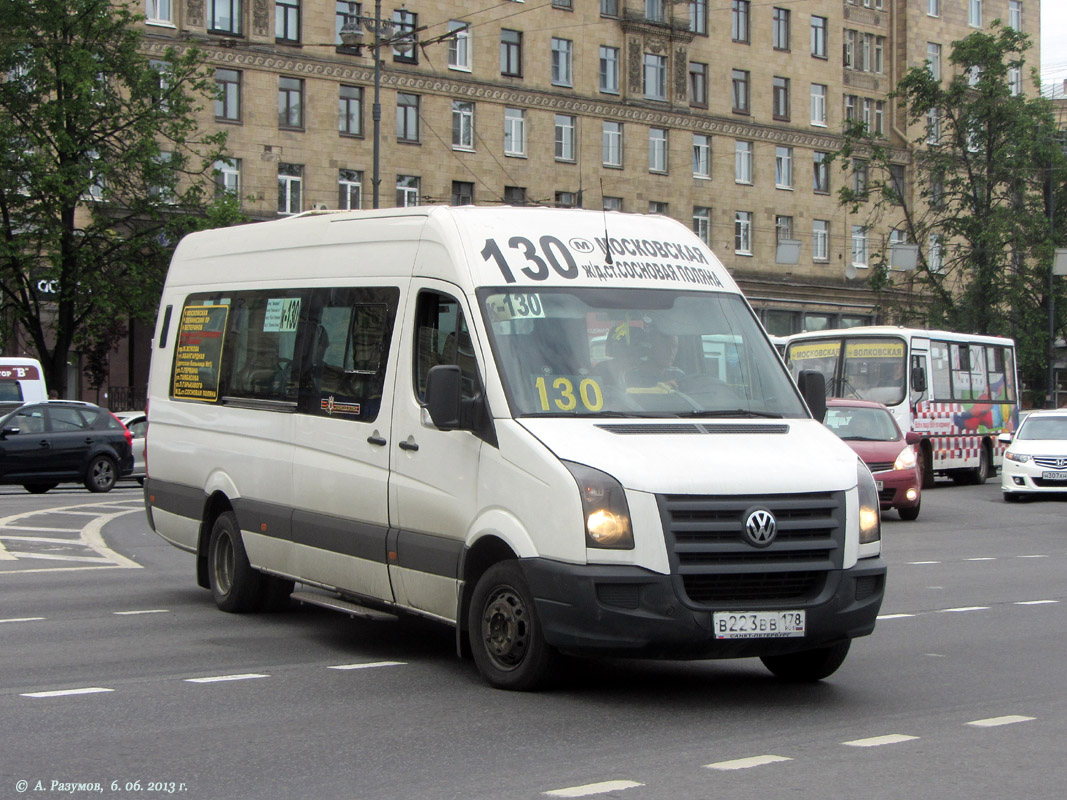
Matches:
[1,479,1065,800]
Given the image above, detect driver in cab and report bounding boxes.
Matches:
[627,327,685,389]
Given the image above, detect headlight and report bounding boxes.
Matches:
[1004,450,1030,463]
[564,461,634,549]
[893,445,917,471]
[857,459,881,545]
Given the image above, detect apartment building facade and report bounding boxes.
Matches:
[132,0,1040,340]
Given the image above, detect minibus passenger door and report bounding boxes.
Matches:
[388,285,485,621]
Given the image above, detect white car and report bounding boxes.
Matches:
[1000,409,1067,502]
[114,410,146,484]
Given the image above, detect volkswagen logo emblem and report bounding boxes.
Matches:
[1058,458,1067,469]
[744,508,777,547]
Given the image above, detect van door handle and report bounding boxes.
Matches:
[367,434,387,446]
[398,437,419,452]
[39,440,50,448]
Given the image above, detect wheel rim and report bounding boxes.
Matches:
[91,459,114,489]
[480,586,530,672]
[214,531,235,596]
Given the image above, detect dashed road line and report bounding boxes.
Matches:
[967,715,1035,727]
[1015,599,1058,605]
[21,687,114,699]
[843,734,919,747]
[113,609,170,616]
[937,606,990,613]
[327,661,406,670]
[543,780,644,797]
[183,673,270,684]
[705,755,792,771]
[0,617,46,624]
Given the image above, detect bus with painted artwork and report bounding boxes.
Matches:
[143,206,886,690]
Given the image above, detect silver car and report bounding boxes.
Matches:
[114,410,146,484]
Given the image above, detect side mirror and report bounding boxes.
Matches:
[997,432,1013,444]
[424,365,462,430]
[797,370,826,423]
[911,367,927,393]
[0,426,20,439]
[905,431,922,446]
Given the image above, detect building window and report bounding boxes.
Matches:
[851,226,868,267]
[278,163,302,215]
[601,0,620,18]
[504,186,527,206]
[690,0,707,35]
[735,140,753,184]
[603,196,623,211]
[775,215,793,246]
[649,127,668,173]
[647,201,667,215]
[926,106,941,144]
[732,69,750,113]
[775,146,793,189]
[693,134,710,178]
[451,181,474,206]
[214,158,240,198]
[603,121,623,167]
[146,0,173,25]
[501,29,522,76]
[452,100,474,151]
[735,211,753,254]
[810,84,827,126]
[1009,1,1022,30]
[336,2,361,46]
[276,0,300,43]
[927,42,941,81]
[504,107,526,156]
[397,93,419,142]
[853,158,869,198]
[811,16,827,58]
[1009,66,1022,96]
[397,175,420,207]
[693,206,711,244]
[339,169,362,209]
[813,219,829,261]
[772,76,789,120]
[555,114,576,161]
[644,53,667,101]
[772,8,790,51]
[969,0,982,27]
[813,151,830,194]
[210,0,241,34]
[215,68,240,121]
[556,191,577,208]
[645,0,667,23]
[552,38,573,87]
[889,164,906,204]
[845,94,857,123]
[927,0,940,16]
[732,1,750,44]
[600,46,620,94]
[553,0,574,8]
[278,77,304,129]
[689,62,708,107]
[449,21,471,71]
[339,85,362,136]
[393,9,417,63]
[929,234,943,272]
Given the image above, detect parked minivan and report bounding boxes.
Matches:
[144,207,885,690]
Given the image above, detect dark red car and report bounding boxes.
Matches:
[825,398,922,521]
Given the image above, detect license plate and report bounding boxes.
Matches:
[1041,471,1067,481]
[713,611,805,639]
[875,480,884,491]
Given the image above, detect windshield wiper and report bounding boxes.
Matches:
[676,409,784,419]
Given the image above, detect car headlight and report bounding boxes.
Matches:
[564,461,634,549]
[857,459,881,545]
[893,445,917,471]
[1004,451,1030,463]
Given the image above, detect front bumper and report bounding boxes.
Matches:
[520,556,886,660]
[1001,461,1067,494]
[872,468,921,510]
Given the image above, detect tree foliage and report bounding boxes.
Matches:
[830,23,1067,400]
[0,0,243,395]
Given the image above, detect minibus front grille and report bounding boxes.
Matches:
[596,423,790,436]
[657,492,845,607]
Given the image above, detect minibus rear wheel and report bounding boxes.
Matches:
[208,511,266,613]
[469,561,558,691]
[760,640,850,682]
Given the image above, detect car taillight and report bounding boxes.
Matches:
[111,412,133,447]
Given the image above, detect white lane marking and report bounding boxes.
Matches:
[967,715,1035,727]
[877,613,915,620]
[0,534,96,544]
[1017,554,1049,559]
[3,551,114,564]
[843,734,918,747]
[113,609,169,616]
[0,617,46,624]
[328,661,406,670]
[544,780,644,797]
[966,557,996,561]
[704,755,792,771]
[22,687,114,698]
[184,673,269,684]
[80,510,141,568]
[907,561,941,565]
[1016,600,1058,605]
[937,606,989,613]
[0,527,84,534]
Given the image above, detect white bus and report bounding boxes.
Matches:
[144,206,887,689]
[784,326,1020,486]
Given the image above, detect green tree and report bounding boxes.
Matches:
[831,23,1067,401]
[0,0,243,396]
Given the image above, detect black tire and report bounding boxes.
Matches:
[84,455,117,493]
[23,483,58,494]
[919,445,935,489]
[207,511,266,613]
[898,500,921,521]
[468,561,558,691]
[760,640,851,682]
[972,447,989,485]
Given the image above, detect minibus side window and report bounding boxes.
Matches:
[224,292,306,403]
[414,292,479,401]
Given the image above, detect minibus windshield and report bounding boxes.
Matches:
[477,287,808,419]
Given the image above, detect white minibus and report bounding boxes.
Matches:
[144,207,885,690]
[0,357,48,410]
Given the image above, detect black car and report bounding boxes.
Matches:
[0,401,134,493]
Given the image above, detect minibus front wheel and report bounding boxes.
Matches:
[469,561,558,691]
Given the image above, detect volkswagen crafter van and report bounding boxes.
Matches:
[144,206,885,690]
